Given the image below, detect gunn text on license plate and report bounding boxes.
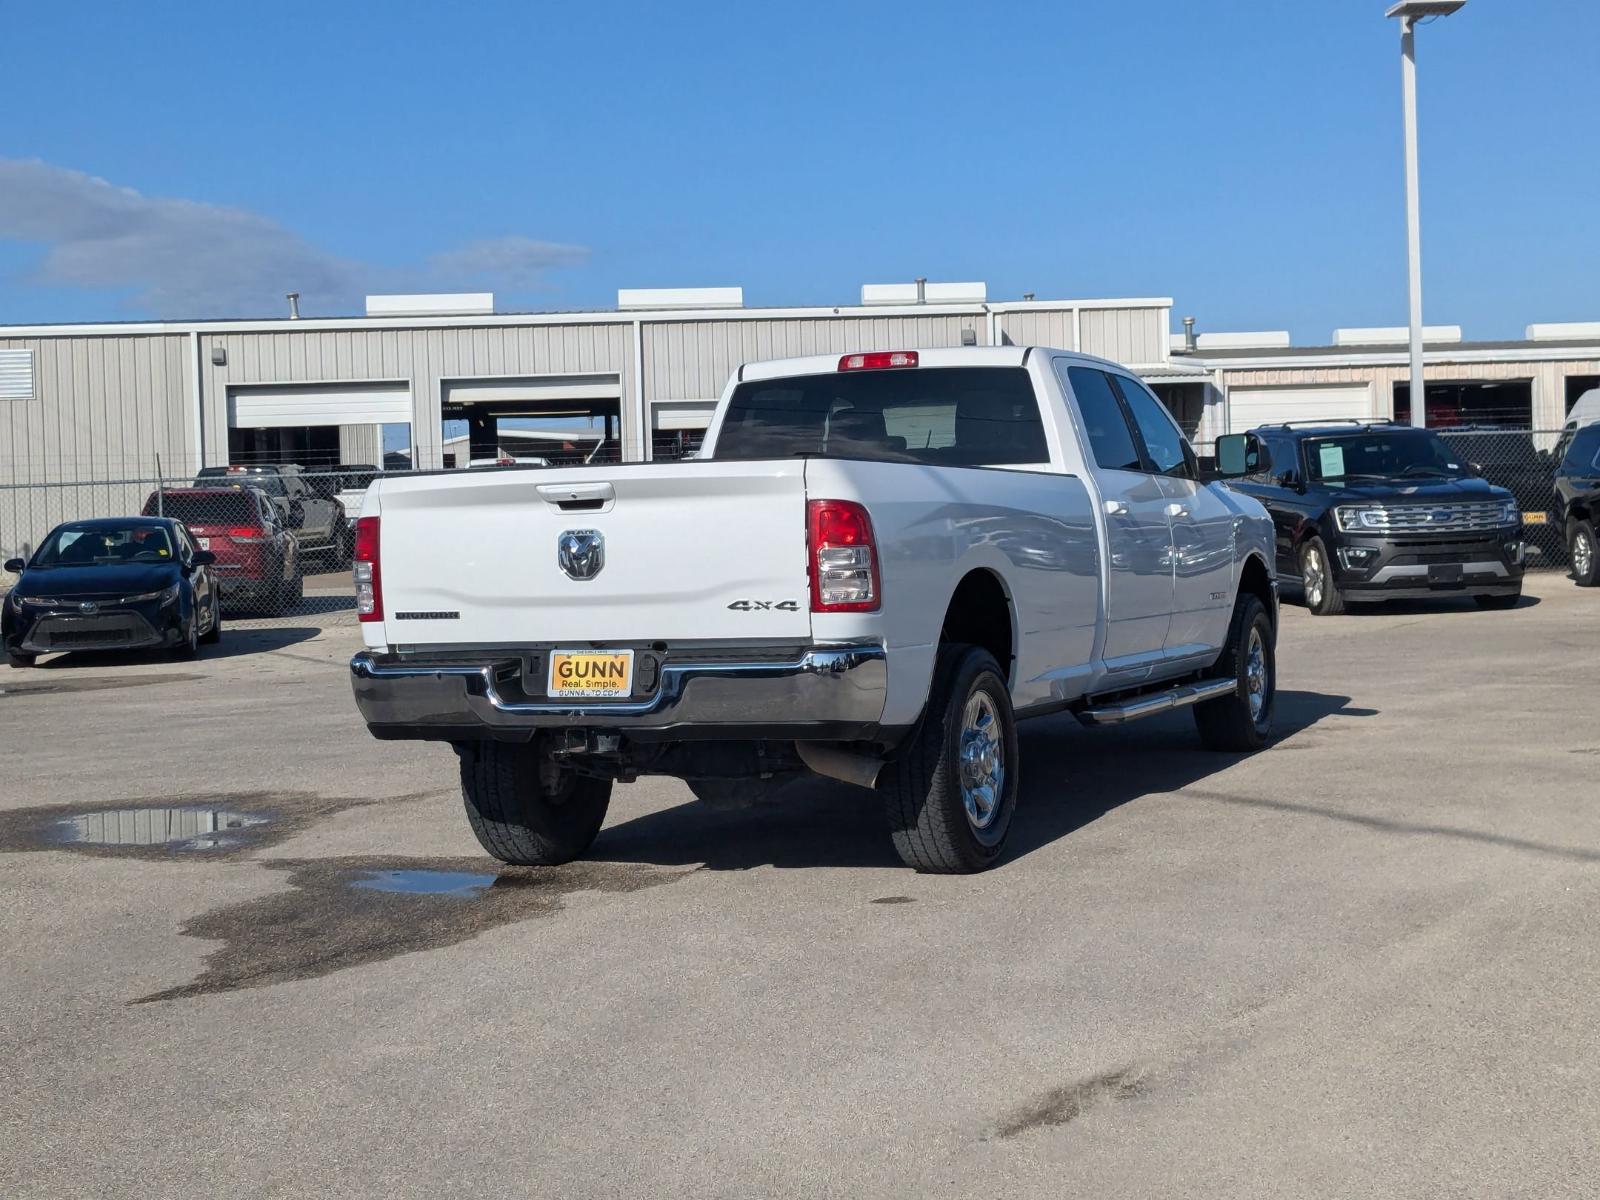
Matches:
[547,650,634,699]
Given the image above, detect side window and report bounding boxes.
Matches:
[176,527,194,558]
[1112,374,1193,479]
[1059,364,1142,472]
[259,496,277,527]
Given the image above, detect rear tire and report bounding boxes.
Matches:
[878,644,1018,874]
[6,651,34,669]
[1570,520,1599,587]
[1474,591,1521,610]
[1299,537,1345,615]
[1194,593,1276,752]
[458,741,612,866]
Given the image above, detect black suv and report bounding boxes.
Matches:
[1216,420,1524,613]
[1552,421,1600,586]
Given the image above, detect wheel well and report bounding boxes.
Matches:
[1238,554,1275,625]
[941,570,1014,676]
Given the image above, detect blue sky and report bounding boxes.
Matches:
[3,0,1595,342]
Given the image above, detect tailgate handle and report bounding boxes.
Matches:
[537,482,615,513]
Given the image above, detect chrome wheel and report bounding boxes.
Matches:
[958,691,1005,831]
[1245,626,1269,723]
[1303,546,1326,608]
[1575,530,1594,580]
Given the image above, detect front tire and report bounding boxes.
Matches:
[6,651,34,668]
[878,644,1018,874]
[1570,520,1599,587]
[170,610,200,659]
[1299,537,1345,615]
[457,741,612,866]
[1194,592,1277,752]
[199,592,222,644]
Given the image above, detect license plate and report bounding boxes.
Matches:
[198,537,211,549]
[1429,564,1464,584]
[1522,512,1548,525]
[547,650,634,699]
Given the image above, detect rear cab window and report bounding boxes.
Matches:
[711,366,1049,467]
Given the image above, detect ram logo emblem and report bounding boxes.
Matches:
[557,529,605,581]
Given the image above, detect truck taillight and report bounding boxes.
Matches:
[353,515,382,622]
[838,350,918,372]
[807,500,879,612]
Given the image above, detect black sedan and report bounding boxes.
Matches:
[3,517,222,667]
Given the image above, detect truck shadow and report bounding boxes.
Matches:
[591,689,1366,872]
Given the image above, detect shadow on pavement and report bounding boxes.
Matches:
[24,625,320,669]
[592,689,1365,873]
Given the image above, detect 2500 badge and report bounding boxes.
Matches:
[726,599,801,612]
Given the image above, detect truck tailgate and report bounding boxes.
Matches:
[372,461,812,645]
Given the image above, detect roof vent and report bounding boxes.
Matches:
[366,293,494,317]
[1194,331,1292,350]
[861,281,987,306]
[1333,325,1461,346]
[617,287,743,310]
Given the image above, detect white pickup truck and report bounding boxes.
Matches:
[350,347,1278,873]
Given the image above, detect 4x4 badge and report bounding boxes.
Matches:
[557,529,604,581]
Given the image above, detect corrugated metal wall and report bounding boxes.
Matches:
[1218,358,1600,429]
[642,314,986,405]
[197,322,633,469]
[1079,307,1168,365]
[0,333,194,485]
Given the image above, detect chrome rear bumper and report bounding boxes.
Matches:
[350,644,889,742]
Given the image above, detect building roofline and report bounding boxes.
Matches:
[0,297,1175,340]
[1197,337,1600,369]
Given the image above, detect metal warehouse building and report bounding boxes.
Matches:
[0,286,1186,489]
[1187,322,1600,440]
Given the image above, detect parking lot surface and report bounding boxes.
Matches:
[3,577,1597,1198]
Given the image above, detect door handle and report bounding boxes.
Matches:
[1104,499,1128,516]
[1165,502,1190,519]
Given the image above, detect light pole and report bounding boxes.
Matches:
[1385,1,1464,428]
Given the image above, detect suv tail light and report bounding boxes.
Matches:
[838,350,918,372]
[353,515,382,621]
[226,526,264,543]
[807,500,879,612]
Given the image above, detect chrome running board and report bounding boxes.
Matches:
[1076,677,1238,726]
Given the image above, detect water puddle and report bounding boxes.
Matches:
[351,869,496,898]
[135,855,686,1003]
[57,807,268,851]
[0,791,419,860]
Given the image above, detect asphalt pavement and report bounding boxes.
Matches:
[2,577,1597,1198]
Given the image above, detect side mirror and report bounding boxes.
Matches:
[3,557,24,573]
[1214,433,1267,479]
[191,549,217,567]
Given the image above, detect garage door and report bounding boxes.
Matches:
[1226,385,1374,434]
[229,383,411,428]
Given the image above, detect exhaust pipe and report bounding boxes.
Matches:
[795,741,884,789]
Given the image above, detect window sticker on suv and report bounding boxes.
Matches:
[1318,444,1345,478]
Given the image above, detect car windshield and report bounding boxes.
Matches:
[32,523,176,567]
[712,366,1048,466]
[145,492,255,526]
[197,469,286,496]
[1303,431,1469,483]
[339,470,378,489]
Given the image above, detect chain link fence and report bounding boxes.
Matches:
[2,429,1574,638]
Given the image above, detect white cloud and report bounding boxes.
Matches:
[0,159,589,317]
